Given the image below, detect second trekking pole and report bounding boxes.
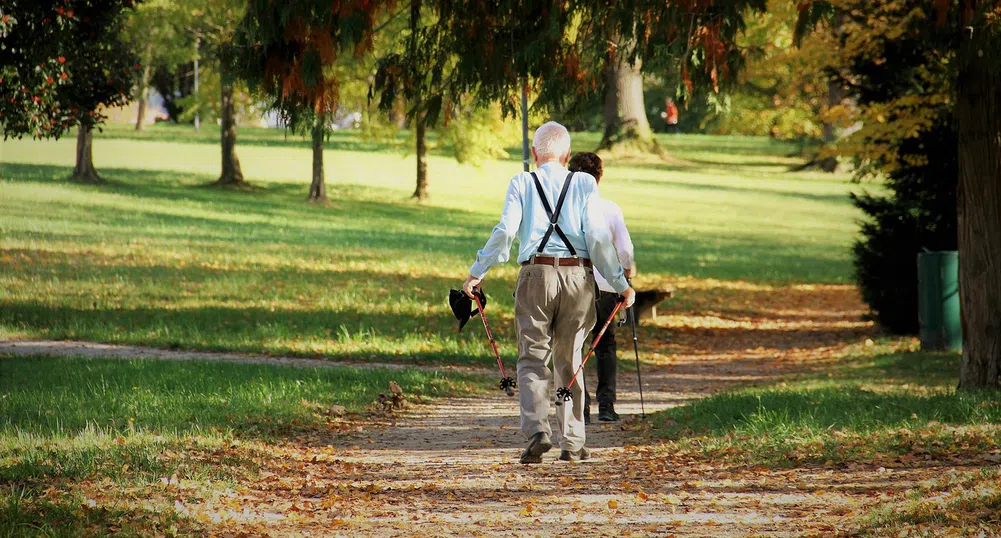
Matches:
[555,297,625,405]
[628,303,646,419]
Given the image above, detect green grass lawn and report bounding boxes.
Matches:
[0,123,866,362]
[652,340,1000,467]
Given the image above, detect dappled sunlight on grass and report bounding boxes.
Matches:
[2,129,869,362]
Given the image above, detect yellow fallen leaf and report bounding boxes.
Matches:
[608,499,618,509]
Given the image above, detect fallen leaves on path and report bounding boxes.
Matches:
[10,281,996,537]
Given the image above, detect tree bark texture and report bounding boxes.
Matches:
[956,38,1001,390]
[309,114,327,202]
[598,53,655,153]
[216,75,245,185]
[413,111,428,200]
[73,124,102,184]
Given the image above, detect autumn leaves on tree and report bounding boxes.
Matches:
[235,1,393,202]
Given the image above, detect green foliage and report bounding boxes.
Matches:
[714,0,831,141]
[438,104,517,166]
[374,1,767,127]
[121,0,189,76]
[173,69,258,125]
[0,0,140,139]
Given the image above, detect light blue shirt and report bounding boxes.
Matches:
[469,161,630,293]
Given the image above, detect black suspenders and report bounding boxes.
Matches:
[530,171,577,256]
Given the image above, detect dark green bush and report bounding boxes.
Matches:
[851,120,957,334]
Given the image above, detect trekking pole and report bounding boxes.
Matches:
[628,305,646,419]
[555,297,625,406]
[472,293,517,397]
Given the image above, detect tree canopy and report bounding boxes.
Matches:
[0,0,139,140]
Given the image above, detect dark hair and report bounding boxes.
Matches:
[568,152,603,183]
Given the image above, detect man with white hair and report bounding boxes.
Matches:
[463,121,635,464]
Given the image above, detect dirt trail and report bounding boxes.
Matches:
[159,355,949,537]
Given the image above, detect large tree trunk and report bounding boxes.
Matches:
[216,73,244,186]
[956,35,1001,390]
[413,110,428,200]
[135,44,152,132]
[73,124,102,184]
[598,51,656,154]
[309,113,326,202]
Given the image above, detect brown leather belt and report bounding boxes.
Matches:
[523,256,592,268]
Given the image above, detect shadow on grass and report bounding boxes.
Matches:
[3,162,854,284]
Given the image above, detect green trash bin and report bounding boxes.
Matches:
[917,251,962,351]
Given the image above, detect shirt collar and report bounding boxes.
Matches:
[538,161,568,175]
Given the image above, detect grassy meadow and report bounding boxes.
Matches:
[1,124,862,362]
[6,123,996,536]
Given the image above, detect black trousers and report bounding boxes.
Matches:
[585,290,618,407]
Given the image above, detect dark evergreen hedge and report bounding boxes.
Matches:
[851,120,958,334]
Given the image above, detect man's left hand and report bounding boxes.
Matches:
[462,275,482,298]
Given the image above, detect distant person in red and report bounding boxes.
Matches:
[663,98,680,134]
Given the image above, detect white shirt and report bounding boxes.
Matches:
[469,162,630,293]
[594,198,634,293]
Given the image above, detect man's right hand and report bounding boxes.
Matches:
[621,287,636,308]
[462,275,482,299]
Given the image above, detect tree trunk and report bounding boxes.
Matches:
[135,44,152,132]
[390,95,408,129]
[309,113,327,202]
[216,73,245,186]
[413,110,428,200]
[598,52,656,154]
[816,77,843,173]
[956,36,1001,390]
[73,124,102,184]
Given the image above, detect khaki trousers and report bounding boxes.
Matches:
[514,262,596,452]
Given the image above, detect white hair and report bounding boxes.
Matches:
[532,121,571,160]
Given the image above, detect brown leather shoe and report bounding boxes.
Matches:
[519,432,553,464]
[558,446,591,461]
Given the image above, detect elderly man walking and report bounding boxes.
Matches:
[463,121,635,464]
